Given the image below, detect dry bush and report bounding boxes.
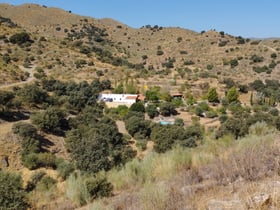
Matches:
[199,131,279,185]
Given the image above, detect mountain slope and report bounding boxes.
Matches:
[1,3,280,90]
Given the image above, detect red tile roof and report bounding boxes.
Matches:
[125,96,138,100]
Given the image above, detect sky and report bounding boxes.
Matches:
[1,0,280,38]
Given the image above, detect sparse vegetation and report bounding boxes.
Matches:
[2,3,280,210]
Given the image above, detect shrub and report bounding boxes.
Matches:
[136,139,148,151]
[156,50,164,56]
[271,53,277,59]
[159,102,177,116]
[206,110,218,118]
[146,104,159,119]
[218,40,227,47]
[31,107,67,134]
[22,153,57,170]
[0,90,15,112]
[129,102,145,113]
[12,122,37,139]
[125,116,151,138]
[85,174,113,199]
[56,159,75,180]
[226,87,239,103]
[223,78,235,88]
[66,172,113,206]
[250,80,265,91]
[252,65,270,74]
[238,84,249,93]
[26,171,46,192]
[9,32,32,45]
[36,176,57,191]
[250,54,264,63]
[207,64,213,70]
[18,84,49,105]
[0,171,29,210]
[207,87,219,103]
[230,59,238,68]
[184,60,195,65]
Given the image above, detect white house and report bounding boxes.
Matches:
[98,93,139,104]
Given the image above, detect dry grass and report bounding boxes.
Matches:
[90,122,280,209]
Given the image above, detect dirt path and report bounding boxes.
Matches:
[0,65,35,89]
[262,44,277,52]
[115,120,153,158]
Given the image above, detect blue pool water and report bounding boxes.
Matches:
[160,121,172,125]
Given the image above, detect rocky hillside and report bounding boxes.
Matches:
[1,3,280,89]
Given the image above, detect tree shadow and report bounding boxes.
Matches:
[0,111,30,122]
[38,135,54,152]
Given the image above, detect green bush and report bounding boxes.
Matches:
[145,104,159,119]
[230,59,238,68]
[66,172,113,206]
[0,171,29,210]
[18,84,49,105]
[31,107,67,134]
[159,102,177,116]
[136,139,148,151]
[9,32,32,45]
[85,174,113,199]
[250,54,264,63]
[56,159,75,180]
[0,90,15,112]
[156,50,164,56]
[226,87,239,103]
[125,116,151,138]
[207,87,219,103]
[12,122,37,139]
[22,153,57,170]
[36,176,57,191]
[271,53,277,59]
[130,102,145,113]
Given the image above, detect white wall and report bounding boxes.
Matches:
[98,94,138,104]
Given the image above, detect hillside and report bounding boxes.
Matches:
[1,3,280,89]
[1,3,280,210]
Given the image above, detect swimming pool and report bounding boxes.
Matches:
[159,121,173,125]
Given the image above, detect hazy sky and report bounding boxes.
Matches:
[1,0,280,38]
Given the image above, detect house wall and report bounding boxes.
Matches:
[98,94,138,104]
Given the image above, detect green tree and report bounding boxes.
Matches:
[9,32,32,45]
[85,174,113,199]
[159,102,177,116]
[66,128,110,172]
[125,116,151,138]
[18,84,49,105]
[0,90,14,112]
[0,171,29,210]
[66,117,135,173]
[160,91,172,102]
[250,80,265,91]
[207,87,219,103]
[226,87,239,103]
[145,87,160,101]
[129,101,145,113]
[146,104,159,119]
[12,122,37,139]
[31,107,67,134]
